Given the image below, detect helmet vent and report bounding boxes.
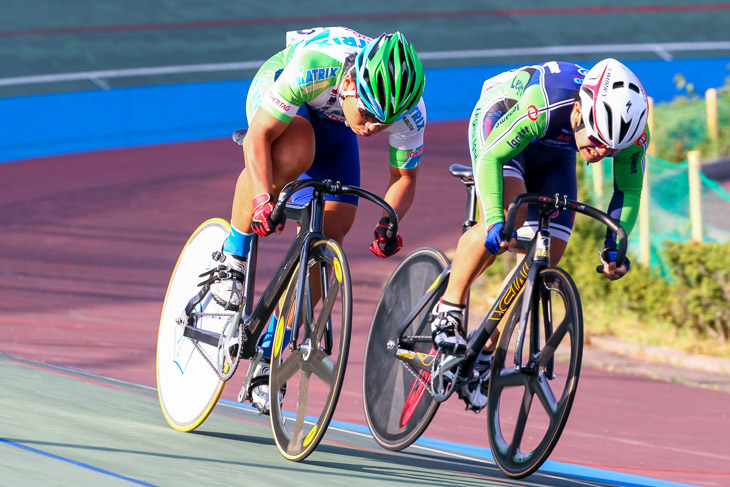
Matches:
[628,83,640,93]
[377,77,387,111]
[586,106,595,130]
[603,102,613,140]
[619,118,631,142]
[613,81,624,89]
[626,108,646,143]
[581,86,594,100]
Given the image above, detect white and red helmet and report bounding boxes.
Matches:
[579,58,648,150]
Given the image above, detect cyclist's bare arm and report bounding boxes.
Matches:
[381,165,418,220]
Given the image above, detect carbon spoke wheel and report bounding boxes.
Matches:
[487,268,583,478]
[269,239,352,461]
[363,247,449,451]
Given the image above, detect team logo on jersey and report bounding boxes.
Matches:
[527,105,539,121]
[636,132,648,146]
[295,67,340,88]
[268,92,291,113]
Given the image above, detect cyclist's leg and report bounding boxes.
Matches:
[433,97,520,353]
[230,56,317,237]
[230,113,315,233]
[290,110,361,245]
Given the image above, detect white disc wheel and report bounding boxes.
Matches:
[156,218,234,431]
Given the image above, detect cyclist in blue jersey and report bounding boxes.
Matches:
[429,58,649,411]
[208,27,426,413]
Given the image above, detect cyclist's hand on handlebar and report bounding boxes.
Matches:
[251,193,285,237]
[598,248,631,280]
[369,216,403,258]
[484,222,516,256]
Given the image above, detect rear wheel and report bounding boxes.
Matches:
[363,247,449,451]
[487,267,583,478]
[156,219,234,431]
[269,239,352,461]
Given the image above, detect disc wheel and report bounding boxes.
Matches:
[487,267,583,478]
[363,247,449,451]
[156,219,235,431]
[269,239,352,461]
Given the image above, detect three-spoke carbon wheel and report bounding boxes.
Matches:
[363,247,449,451]
[487,267,583,478]
[269,239,352,461]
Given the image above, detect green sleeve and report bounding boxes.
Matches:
[606,124,651,248]
[474,85,547,225]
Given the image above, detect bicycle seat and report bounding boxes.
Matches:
[449,164,473,181]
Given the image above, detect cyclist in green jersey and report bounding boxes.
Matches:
[429,58,650,411]
[209,27,426,413]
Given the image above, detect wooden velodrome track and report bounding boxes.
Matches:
[1,121,729,486]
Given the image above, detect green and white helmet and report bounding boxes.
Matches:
[354,32,425,124]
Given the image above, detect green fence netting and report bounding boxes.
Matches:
[584,154,730,273]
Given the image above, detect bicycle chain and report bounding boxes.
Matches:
[396,336,457,400]
[399,360,435,397]
[189,312,243,381]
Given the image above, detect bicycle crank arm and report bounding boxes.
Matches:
[237,347,264,403]
[395,348,437,373]
[182,325,221,348]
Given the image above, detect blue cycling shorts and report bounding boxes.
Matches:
[290,105,360,207]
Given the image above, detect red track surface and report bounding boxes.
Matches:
[1,121,728,486]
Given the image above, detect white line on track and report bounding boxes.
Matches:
[2,41,730,87]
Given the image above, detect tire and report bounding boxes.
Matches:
[156,219,233,431]
[269,239,352,461]
[487,267,583,478]
[363,247,449,451]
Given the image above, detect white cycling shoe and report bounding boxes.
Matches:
[429,305,468,356]
[208,251,246,311]
[247,359,286,415]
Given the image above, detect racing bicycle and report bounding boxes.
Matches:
[362,163,627,478]
[156,130,398,462]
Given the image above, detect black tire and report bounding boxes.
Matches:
[487,267,583,478]
[363,247,449,451]
[269,239,352,461]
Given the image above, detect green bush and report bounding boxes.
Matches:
[661,241,730,341]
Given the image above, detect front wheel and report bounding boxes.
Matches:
[156,219,234,431]
[269,239,352,461]
[487,267,583,478]
[363,247,449,451]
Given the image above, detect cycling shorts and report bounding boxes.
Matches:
[246,54,360,207]
[479,110,576,243]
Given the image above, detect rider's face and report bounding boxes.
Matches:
[571,102,617,163]
[341,74,391,136]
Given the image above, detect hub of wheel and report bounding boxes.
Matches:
[299,338,312,360]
